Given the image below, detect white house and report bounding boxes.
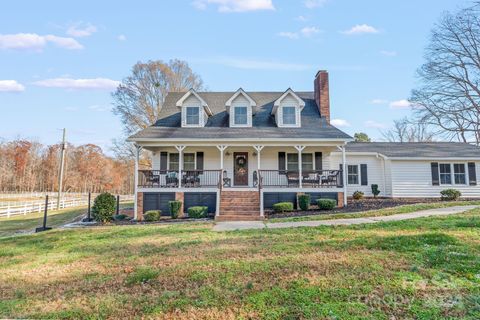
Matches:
[128,70,480,221]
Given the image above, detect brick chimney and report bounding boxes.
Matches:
[314,70,330,123]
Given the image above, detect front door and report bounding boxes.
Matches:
[233,152,249,186]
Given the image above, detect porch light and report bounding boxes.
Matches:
[252,152,257,157]
[225,151,231,157]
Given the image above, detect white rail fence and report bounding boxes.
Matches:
[0,195,134,218]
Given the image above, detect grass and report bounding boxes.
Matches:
[0,202,133,238]
[0,205,479,319]
[267,200,480,222]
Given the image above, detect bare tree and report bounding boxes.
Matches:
[382,117,435,142]
[411,2,480,144]
[112,59,204,136]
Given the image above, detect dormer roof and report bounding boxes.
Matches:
[176,88,213,116]
[271,88,306,115]
[225,88,257,111]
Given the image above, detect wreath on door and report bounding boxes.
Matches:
[236,157,246,166]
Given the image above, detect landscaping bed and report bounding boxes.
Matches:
[266,197,477,219]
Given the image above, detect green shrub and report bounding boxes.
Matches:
[144,210,161,221]
[113,214,130,221]
[298,194,311,211]
[440,189,461,201]
[169,201,182,219]
[352,191,364,200]
[371,184,380,198]
[317,199,337,210]
[187,206,208,218]
[92,192,116,223]
[272,202,294,213]
[125,267,159,285]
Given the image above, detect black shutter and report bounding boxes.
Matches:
[278,152,286,173]
[468,162,477,186]
[196,152,204,171]
[160,152,168,171]
[360,164,368,186]
[315,152,323,171]
[339,163,343,185]
[431,162,439,186]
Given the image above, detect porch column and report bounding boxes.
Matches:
[254,145,265,217]
[133,144,142,220]
[294,145,306,188]
[216,145,228,171]
[216,145,228,217]
[175,145,186,188]
[342,145,348,206]
[253,145,264,170]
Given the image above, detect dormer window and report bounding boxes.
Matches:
[282,106,296,125]
[234,106,248,125]
[186,106,200,125]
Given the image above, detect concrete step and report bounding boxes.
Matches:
[220,211,260,216]
[216,215,264,221]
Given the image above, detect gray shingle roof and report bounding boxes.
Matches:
[128,91,352,141]
[345,142,480,158]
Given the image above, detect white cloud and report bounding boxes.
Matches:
[278,26,321,40]
[33,77,119,90]
[331,119,350,127]
[380,50,397,56]
[304,0,327,8]
[192,0,274,12]
[278,32,299,39]
[365,120,387,129]
[66,22,97,38]
[117,34,127,41]
[88,105,109,112]
[0,80,25,92]
[389,99,411,109]
[0,33,83,51]
[212,57,312,71]
[300,26,320,37]
[371,99,388,104]
[341,24,379,35]
[296,15,308,21]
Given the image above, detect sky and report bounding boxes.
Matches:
[0,0,471,153]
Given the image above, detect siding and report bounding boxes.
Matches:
[391,160,480,198]
[328,153,388,196]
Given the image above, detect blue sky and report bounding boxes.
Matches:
[0,0,469,152]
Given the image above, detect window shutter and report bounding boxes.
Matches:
[360,164,368,186]
[160,152,168,171]
[468,162,477,186]
[315,152,323,171]
[196,152,204,171]
[339,163,343,185]
[278,152,286,173]
[431,162,439,186]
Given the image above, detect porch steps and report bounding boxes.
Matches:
[217,190,263,221]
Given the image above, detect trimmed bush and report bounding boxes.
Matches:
[371,184,380,198]
[317,199,336,210]
[298,194,311,211]
[169,201,182,219]
[92,192,116,223]
[187,206,208,218]
[440,189,461,201]
[113,214,130,221]
[144,210,161,221]
[272,202,294,213]
[352,191,364,200]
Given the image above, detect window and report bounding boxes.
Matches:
[183,153,195,171]
[282,106,296,125]
[169,154,179,171]
[286,153,314,171]
[347,165,359,185]
[454,163,466,184]
[439,163,452,184]
[234,106,248,125]
[186,107,200,125]
[169,153,195,171]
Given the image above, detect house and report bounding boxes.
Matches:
[128,70,480,221]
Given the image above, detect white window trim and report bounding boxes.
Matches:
[286,153,315,171]
[347,164,360,185]
[438,163,468,186]
[182,106,204,127]
[232,106,250,127]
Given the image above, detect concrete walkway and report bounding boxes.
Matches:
[213,205,478,232]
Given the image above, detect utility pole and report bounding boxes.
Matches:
[56,128,66,210]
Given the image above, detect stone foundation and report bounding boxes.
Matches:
[175,192,185,218]
[337,192,344,208]
[136,192,144,221]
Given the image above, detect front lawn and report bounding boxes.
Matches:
[1,208,479,319]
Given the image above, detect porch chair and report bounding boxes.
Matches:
[286,172,300,187]
[146,171,160,186]
[165,171,178,187]
[222,170,231,187]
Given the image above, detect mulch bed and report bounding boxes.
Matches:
[266,197,444,219]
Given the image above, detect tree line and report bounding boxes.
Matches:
[0,139,134,194]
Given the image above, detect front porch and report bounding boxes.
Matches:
[133,142,348,220]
